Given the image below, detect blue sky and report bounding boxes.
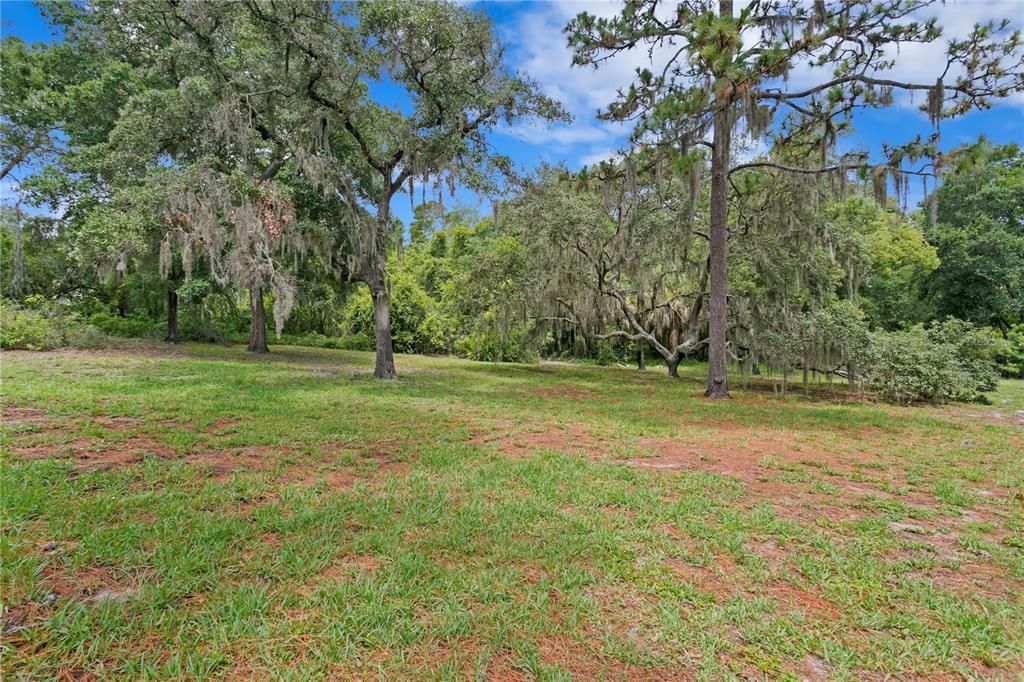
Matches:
[2,0,1022,225]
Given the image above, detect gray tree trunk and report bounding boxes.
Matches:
[248,286,269,353]
[667,355,681,378]
[705,9,732,401]
[370,279,397,379]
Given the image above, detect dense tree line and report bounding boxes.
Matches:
[2,0,1022,403]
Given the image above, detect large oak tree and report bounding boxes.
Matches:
[247,0,566,377]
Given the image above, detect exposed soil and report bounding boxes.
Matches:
[8,436,174,470]
[949,406,1024,428]
[1,562,140,651]
[470,416,1023,636]
[532,385,602,402]
[4,407,414,487]
[2,406,49,425]
[534,635,691,681]
[468,422,610,457]
[314,553,381,585]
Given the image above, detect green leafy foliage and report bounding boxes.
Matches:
[1,299,111,350]
[867,320,1004,404]
[924,143,1024,329]
[995,324,1024,379]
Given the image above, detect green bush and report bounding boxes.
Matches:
[995,324,1024,379]
[272,332,374,352]
[341,274,444,355]
[88,311,161,339]
[454,322,536,363]
[66,324,112,349]
[1,302,65,350]
[866,319,1002,404]
[1,300,113,350]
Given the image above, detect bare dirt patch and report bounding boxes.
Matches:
[630,430,887,482]
[468,422,610,457]
[304,553,382,593]
[535,634,691,681]
[948,406,1024,429]
[2,406,49,426]
[532,385,602,402]
[665,554,842,622]
[184,445,288,479]
[8,436,175,470]
[279,466,359,490]
[91,416,140,430]
[2,562,141,648]
[205,418,240,433]
[665,558,735,598]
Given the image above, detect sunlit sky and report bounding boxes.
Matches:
[2,0,1022,225]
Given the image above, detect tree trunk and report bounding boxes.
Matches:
[705,79,732,395]
[164,288,178,343]
[10,202,26,297]
[751,351,761,375]
[636,339,646,371]
[370,281,397,379]
[248,286,269,353]
[667,354,681,378]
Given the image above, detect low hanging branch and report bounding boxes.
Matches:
[160,168,302,337]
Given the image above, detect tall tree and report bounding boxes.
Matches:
[568,0,1024,398]
[52,0,314,351]
[249,0,566,378]
[510,162,709,377]
[924,142,1024,331]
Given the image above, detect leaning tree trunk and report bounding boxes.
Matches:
[248,286,269,353]
[667,354,681,378]
[164,288,178,343]
[705,80,732,399]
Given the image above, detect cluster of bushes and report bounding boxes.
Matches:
[1,298,113,350]
[866,319,1005,404]
[87,311,163,339]
[742,306,1010,404]
[256,331,373,352]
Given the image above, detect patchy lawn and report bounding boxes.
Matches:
[1,344,1022,680]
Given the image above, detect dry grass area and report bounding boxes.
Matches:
[1,344,1022,680]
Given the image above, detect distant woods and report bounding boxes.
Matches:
[1,0,1022,403]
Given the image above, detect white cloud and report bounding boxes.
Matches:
[501,0,1023,139]
[497,121,611,145]
[497,1,685,166]
[765,0,1024,112]
[579,147,621,167]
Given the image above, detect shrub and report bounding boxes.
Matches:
[995,324,1024,379]
[66,324,112,349]
[866,319,1002,404]
[1,300,113,350]
[341,274,444,355]
[1,302,65,350]
[88,311,161,339]
[454,322,536,363]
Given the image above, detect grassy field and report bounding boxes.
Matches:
[1,343,1022,681]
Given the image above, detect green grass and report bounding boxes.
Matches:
[2,343,1022,680]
